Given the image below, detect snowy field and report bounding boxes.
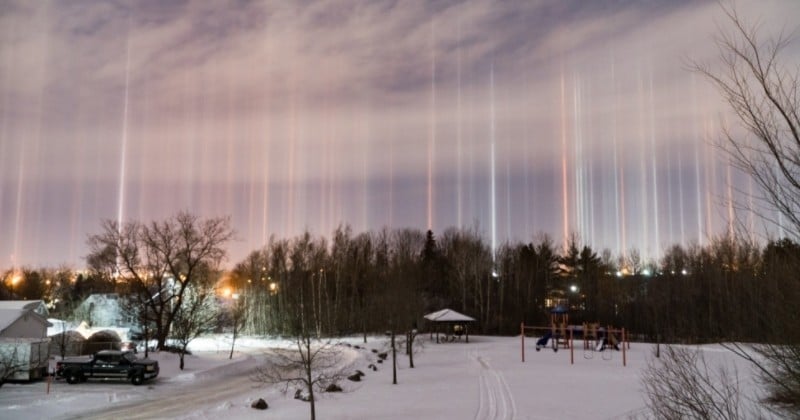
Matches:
[0,335,761,419]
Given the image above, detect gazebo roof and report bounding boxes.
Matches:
[424,308,476,323]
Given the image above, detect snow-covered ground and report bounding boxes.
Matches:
[0,335,762,419]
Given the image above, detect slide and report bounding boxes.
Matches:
[535,331,552,351]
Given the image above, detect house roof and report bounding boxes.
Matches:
[1,301,50,336]
[0,305,52,336]
[0,300,49,317]
[424,308,476,323]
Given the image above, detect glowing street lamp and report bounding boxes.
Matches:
[5,271,23,297]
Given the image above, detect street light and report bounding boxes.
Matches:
[7,271,22,298]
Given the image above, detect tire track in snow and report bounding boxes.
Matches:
[470,350,516,420]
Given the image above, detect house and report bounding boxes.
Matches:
[0,300,50,339]
[0,300,49,320]
[74,293,136,328]
[0,300,52,381]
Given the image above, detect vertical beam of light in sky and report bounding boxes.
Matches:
[726,153,734,238]
[611,57,622,255]
[427,21,436,231]
[360,112,369,233]
[695,133,704,246]
[226,77,236,223]
[68,104,88,263]
[572,72,584,244]
[692,75,705,247]
[14,6,50,267]
[467,73,477,225]
[747,174,754,237]
[0,126,5,261]
[506,148,512,241]
[324,113,334,236]
[648,67,660,257]
[456,17,463,229]
[260,40,273,246]
[388,129,394,228]
[665,150,674,244]
[284,23,297,239]
[261,128,270,245]
[117,27,132,232]
[490,63,497,261]
[522,61,532,237]
[559,66,570,251]
[12,138,26,268]
[637,65,649,258]
[286,99,296,239]
[183,69,198,210]
[619,147,628,258]
[0,48,6,261]
[678,152,686,245]
[703,119,714,244]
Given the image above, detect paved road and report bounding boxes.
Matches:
[57,356,261,420]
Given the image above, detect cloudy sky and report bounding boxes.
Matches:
[1,0,799,268]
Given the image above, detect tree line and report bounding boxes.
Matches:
[4,216,797,347]
[227,226,799,345]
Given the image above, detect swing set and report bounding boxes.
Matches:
[520,321,629,367]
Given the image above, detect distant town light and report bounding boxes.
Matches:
[615,271,623,278]
[570,285,578,293]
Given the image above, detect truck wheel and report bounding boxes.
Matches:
[66,371,82,384]
[131,373,144,386]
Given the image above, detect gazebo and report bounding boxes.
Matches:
[424,308,476,343]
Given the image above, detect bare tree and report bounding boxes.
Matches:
[252,333,351,420]
[641,345,753,419]
[0,345,32,387]
[694,2,800,415]
[723,342,800,418]
[694,2,800,238]
[170,278,220,370]
[251,256,351,420]
[86,212,234,350]
[228,294,246,360]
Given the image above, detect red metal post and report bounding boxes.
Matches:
[570,326,574,365]
[622,328,627,367]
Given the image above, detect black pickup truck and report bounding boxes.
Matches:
[56,350,159,385]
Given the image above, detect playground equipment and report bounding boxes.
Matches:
[521,321,629,366]
[550,306,570,350]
